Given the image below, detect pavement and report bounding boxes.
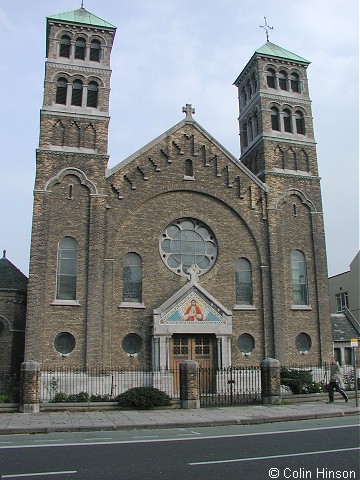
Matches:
[0,399,358,435]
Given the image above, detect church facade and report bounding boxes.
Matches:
[24,7,332,371]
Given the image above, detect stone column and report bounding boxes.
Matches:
[260,357,281,404]
[180,360,200,409]
[19,360,41,413]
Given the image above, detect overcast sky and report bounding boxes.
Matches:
[0,0,358,277]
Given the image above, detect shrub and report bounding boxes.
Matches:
[90,394,112,402]
[76,391,90,402]
[51,392,68,403]
[116,386,171,409]
[280,367,321,394]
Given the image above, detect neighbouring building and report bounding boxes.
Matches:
[329,252,360,365]
[23,6,333,372]
[0,251,27,372]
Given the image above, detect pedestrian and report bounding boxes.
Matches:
[327,357,348,403]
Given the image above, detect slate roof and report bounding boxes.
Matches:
[332,313,360,341]
[47,7,116,29]
[0,252,28,292]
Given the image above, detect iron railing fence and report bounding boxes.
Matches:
[0,368,20,403]
[199,366,262,406]
[40,367,180,402]
[280,362,359,393]
[38,362,359,405]
[40,365,263,405]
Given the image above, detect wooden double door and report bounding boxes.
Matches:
[170,334,216,393]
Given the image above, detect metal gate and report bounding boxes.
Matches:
[199,366,262,406]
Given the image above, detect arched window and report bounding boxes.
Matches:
[253,111,259,138]
[291,250,309,305]
[56,237,78,300]
[184,159,193,177]
[295,111,305,135]
[266,68,276,88]
[235,258,253,305]
[290,73,300,93]
[251,73,257,93]
[75,37,86,60]
[71,80,83,106]
[240,86,246,107]
[271,107,280,131]
[59,35,71,58]
[87,81,98,108]
[246,80,252,100]
[278,70,288,90]
[242,122,248,147]
[123,253,142,303]
[283,108,292,133]
[56,78,68,105]
[90,40,101,62]
[248,117,253,143]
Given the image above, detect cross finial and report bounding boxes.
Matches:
[2,250,6,258]
[187,264,201,282]
[259,17,273,42]
[182,104,195,120]
[81,0,84,8]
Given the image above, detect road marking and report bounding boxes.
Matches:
[0,441,12,444]
[189,446,360,466]
[83,437,113,441]
[0,423,358,449]
[1,471,77,478]
[132,435,159,438]
[34,439,64,443]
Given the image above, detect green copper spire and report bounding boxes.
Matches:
[47,7,116,29]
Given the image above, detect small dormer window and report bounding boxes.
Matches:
[90,40,101,62]
[59,36,71,58]
[75,38,86,60]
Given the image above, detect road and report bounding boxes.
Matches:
[0,416,359,479]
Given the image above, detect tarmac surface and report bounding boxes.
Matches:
[0,399,358,435]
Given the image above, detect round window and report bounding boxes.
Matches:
[122,333,142,355]
[54,332,76,355]
[295,332,312,353]
[160,218,217,277]
[237,333,255,354]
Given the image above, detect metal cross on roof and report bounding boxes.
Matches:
[182,104,195,119]
[81,0,84,8]
[259,17,274,41]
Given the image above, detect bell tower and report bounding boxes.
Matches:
[39,7,116,177]
[233,39,332,363]
[25,8,117,365]
[233,40,316,180]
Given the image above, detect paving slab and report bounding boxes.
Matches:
[0,401,358,435]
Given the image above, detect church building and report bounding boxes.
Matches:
[24,7,332,371]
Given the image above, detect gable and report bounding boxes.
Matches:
[106,117,266,205]
[153,274,232,336]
